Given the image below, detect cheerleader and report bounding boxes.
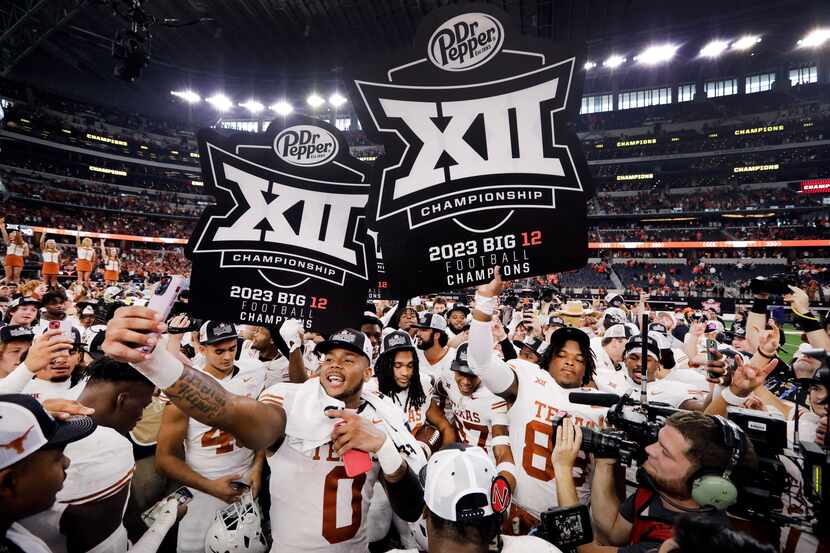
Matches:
[100,238,120,284]
[0,217,28,284]
[75,228,96,285]
[39,231,61,288]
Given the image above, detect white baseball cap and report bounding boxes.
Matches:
[420,445,511,522]
[0,394,96,470]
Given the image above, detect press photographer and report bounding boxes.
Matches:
[551,412,757,553]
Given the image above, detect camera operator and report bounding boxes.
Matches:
[553,412,757,553]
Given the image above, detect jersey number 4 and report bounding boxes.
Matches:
[201,427,234,454]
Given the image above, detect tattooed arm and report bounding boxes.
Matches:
[102,306,286,451]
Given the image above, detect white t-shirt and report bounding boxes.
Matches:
[23,377,85,402]
[607,372,707,409]
[6,523,51,553]
[590,340,628,393]
[417,347,456,382]
[20,426,134,553]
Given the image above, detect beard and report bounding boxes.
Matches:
[49,374,71,383]
[417,336,433,350]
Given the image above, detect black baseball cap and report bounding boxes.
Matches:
[624,335,661,361]
[546,316,566,328]
[87,331,106,360]
[198,321,239,345]
[450,343,475,375]
[360,311,384,329]
[519,336,546,356]
[414,313,448,332]
[0,325,35,343]
[648,322,668,336]
[315,328,374,361]
[0,394,96,470]
[446,304,471,318]
[8,296,40,310]
[380,330,416,356]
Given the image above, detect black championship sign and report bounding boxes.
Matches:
[186,115,376,333]
[348,4,591,296]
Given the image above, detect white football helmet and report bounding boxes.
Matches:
[204,491,268,553]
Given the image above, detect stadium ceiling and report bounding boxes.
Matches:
[4,0,830,118]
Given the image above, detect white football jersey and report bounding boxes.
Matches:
[438,373,507,450]
[259,382,387,553]
[607,372,708,409]
[507,365,607,518]
[590,343,628,393]
[416,347,455,382]
[6,524,51,553]
[22,377,85,402]
[387,373,434,432]
[20,426,134,553]
[184,361,264,479]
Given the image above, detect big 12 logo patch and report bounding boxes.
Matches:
[348,3,592,297]
[185,115,376,333]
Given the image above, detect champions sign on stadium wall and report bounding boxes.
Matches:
[185,115,376,333]
[348,4,592,296]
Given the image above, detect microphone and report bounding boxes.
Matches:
[569,392,621,408]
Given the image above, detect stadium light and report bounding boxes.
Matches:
[731,35,761,51]
[270,100,293,115]
[798,28,830,48]
[306,93,325,109]
[329,92,347,108]
[170,90,201,103]
[699,40,729,58]
[602,55,626,69]
[584,61,597,71]
[206,94,233,112]
[239,99,264,114]
[634,43,679,65]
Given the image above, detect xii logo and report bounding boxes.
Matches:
[354,57,583,228]
[189,143,370,286]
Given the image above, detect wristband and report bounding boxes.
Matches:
[496,462,517,479]
[474,293,498,316]
[750,297,770,315]
[721,386,749,407]
[490,435,511,447]
[132,337,185,390]
[792,308,822,333]
[376,436,404,475]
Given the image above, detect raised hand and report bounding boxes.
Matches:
[784,285,810,314]
[477,266,504,298]
[26,330,73,373]
[102,306,167,363]
[730,357,778,397]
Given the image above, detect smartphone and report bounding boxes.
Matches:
[141,486,193,527]
[230,480,250,491]
[48,319,74,342]
[138,276,189,354]
[705,338,720,379]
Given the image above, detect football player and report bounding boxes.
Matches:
[155,322,265,553]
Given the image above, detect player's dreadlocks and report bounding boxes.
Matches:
[375,350,427,412]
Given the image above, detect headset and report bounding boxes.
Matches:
[688,415,746,510]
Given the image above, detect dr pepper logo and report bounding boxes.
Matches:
[428,13,504,71]
[274,125,339,167]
